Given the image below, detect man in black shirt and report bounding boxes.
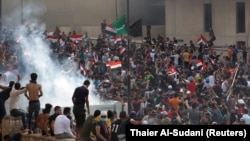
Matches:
[101,19,107,35]
[72,79,91,139]
[0,81,15,122]
[110,111,127,141]
[48,106,62,136]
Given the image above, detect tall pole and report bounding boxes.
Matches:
[247,21,250,49]
[0,0,2,43]
[21,0,23,24]
[115,0,118,19]
[126,0,131,114]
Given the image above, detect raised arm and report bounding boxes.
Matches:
[0,84,9,90]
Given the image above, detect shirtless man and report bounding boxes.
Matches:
[36,103,52,136]
[25,73,43,133]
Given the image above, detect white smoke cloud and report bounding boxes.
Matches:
[4,2,114,110]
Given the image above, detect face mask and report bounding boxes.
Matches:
[101,118,107,122]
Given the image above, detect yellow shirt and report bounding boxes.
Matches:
[90,115,101,138]
[107,118,112,127]
[182,52,191,62]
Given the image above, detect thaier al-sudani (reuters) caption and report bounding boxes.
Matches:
[129,128,247,138]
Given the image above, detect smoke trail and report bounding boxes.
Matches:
[4,2,114,110]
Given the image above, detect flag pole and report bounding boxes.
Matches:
[126,0,132,114]
[115,0,118,19]
[21,0,24,24]
[0,0,2,42]
[226,64,239,105]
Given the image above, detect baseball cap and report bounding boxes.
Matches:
[130,111,136,118]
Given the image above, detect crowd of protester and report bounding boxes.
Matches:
[0,25,250,140]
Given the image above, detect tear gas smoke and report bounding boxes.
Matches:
[4,2,114,111]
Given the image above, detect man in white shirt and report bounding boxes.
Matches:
[121,96,128,115]
[54,107,76,139]
[247,76,250,87]
[171,51,180,67]
[9,82,28,130]
[241,109,250,125]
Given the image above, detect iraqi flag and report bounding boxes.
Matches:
[47,35,59,43]
[70,34,84,42]
[23,50,31,56]
[71,43,77,51]
[223,65,238,74]
[119,46,126,55]
[106,61,122,69]
[105,24,117,36]
[114,36,122,44]
[209,58,215,64]
[16,35,23,43]
[80,63,87,75]
[167,64,177,76]
[59,39,65,47]
[197,35,208,45]
[200,63,207,72]
[196,59,203,67]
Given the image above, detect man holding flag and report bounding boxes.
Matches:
[209,28,216,46]
[104,15,127,37]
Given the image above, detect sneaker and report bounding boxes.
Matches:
[21,128,29,133]
[28,130,33,134]
[33,128,40,134]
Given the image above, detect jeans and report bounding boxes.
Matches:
[10,109,28,129]
[28,100,40,129]
[118,134,126,141]
[55,132,75,139]
[0,99,6,122]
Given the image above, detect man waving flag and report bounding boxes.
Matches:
[196,35,208,45]
[105,15,127,36]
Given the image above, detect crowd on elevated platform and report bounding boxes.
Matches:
[0,25,250,140]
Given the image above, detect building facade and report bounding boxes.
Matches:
[2,0,249,47]
[165,0,250,47]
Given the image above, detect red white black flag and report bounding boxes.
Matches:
[197,35,208,45]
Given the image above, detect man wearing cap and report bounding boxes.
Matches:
[117,111,140,141]
[95,111,111,141]
[240,109,250,125]
[166,85,175,95]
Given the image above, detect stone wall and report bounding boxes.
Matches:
[22,134,75,141]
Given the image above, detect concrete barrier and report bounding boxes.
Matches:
[21,133,75,141]
[1,115,22,141]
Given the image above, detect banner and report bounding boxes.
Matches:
[106,61,122,69]
[47,35,58,43]
[129,19,142,37]
[112,15,127,36]
[70,34,84,42]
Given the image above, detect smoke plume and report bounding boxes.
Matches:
[4,2,110,111]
